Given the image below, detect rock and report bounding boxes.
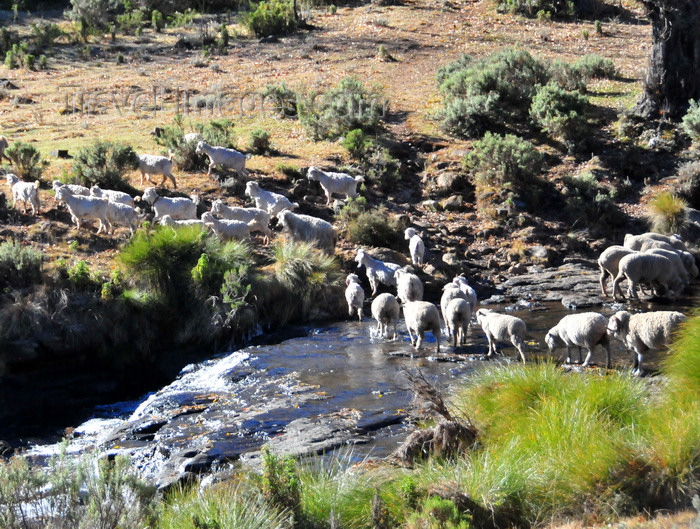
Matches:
[507,263,528,275]
[422,200,441,211]
[259,35,279,43]
[441,195,463,211]
[436,172,459,190]
[442,253,461,266]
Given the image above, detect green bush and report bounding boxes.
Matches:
[342,128,371,160]
[244,0,297,38]
[117,7,146,34]
[0,241,42,290]
[298,77,386,140]
[71,140,139,191]
[30,21,64,51]
[248,128,271,154]
[681,99,700,144]
[68,260,99,292]
[547,59,587,92]
[68,0,122,31]
[676,160,700,208]
[530,82,589,143]
[151,9,164,31]
[340,204,403,249]
[497,0,576,18]
[571,54,616,80]
[4,141,47,181]
[263,82,298,117]
[440,93,497,138]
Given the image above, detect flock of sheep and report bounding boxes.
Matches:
[1,134,694,375]
[347,230,693,375]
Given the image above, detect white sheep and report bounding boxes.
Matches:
[244,181,298,216]
[371,293,400,339]
[545,312,611,368]
[159,214,206,229]
[403,300,441,353]
[137,153,177,189]
[196,141,247,176]
[105,201,140,235]
[5,173,40,215]
[55,186,110,234]
[345,273,365,321]
[90,185,135,208]
[607,310,687,375]
[440,284,469,335]
[612,252,685,301]
[307,166,364,205]
[452,275,478,311]
[201,211,253,241]
[624,232,687,253]
[210,199,271,241]
[475,308,527,363]
[445,298,471,348]
[394,267,423,303]
[140,187,198,221]
[184,132,204,144]
[51,180,90,197]
[680,251,699,281]
[354,249,401,296]
[276,210,336,254]
[644,248,690,286]
[404,227,425,267]
[597,245,636,297]
[0,136,10,162]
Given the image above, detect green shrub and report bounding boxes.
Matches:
[0,241,42,290]
[572,54,616,80]
[530,82,589,143]
[676,160,700,208]
[364,146,401,192]
[440,93,497,138]
[298,77,386,140]
[68,0,122,31]
[547,59,587,92]
[263,82,298,117]
[4,43,27,69]
[645,191,688,234]
[497,0,576,18]
[30,21,64,50]
[151,9,164,31]
[248,128,271,154]
[117,7,145,34]
[71,140,139,191]
[406,496,471,529]
[244,0,297,38]
[681,99,700,144]
[261,447,301,518]
[217,22,229,48]
[340,204,403,248]
[4,141,47,181]
[342,128,371,160]
[68,260,97,291]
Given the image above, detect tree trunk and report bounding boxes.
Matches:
[635,0,700,119]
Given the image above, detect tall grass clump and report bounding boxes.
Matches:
[645,191,688,234]
[0,241,42,289]
[4,141,47,182]
[71,140,139,192]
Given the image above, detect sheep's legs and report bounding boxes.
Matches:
[581,348,593,367]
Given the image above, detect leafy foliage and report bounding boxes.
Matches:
[4,141,47,181]
[339,202,404,249]
[243,0,297,38]
[681,99,700,144]
[530,82,589,144]
[263,82,298,117]
[68,0,123,31]
[0,241,42,290]
[497,0,575,19]
[248,128,271,154]
[71,140,139,191]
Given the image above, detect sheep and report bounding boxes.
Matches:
[196,141,247,176]
[545,312,611,368]
[245,181,298,216]
[644,248,690,286]
[445,298,471,348]
[0,136,10,162]
[440,284,469,335]
[210,199,272,241]
[201,211,254,241]
[159,214,206,229]
[276,210,336,254]
[90,185,135,208]
[680,251,699,281]
[307,166,364,205]
[475,308,527,363]
[183,132,204,144]
[452,275,478,312]
[371,293,400,339]
[597,245,636,297]
[394,267,423,303]
[403,301,441,353]
[607,310,687,375]
[140,187,198,221]
[624,232,687,253]
[52,180,90,197]
[137,153,177,189]
[345,273,365,321]
[404,227,425,267]
[5,173,40,215]
[354,249,401,296]
[105,201,140,235]
[55,186,110,233]
[612,252,685,301]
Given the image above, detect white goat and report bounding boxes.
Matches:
[184,132,204,143]
[475,308,527,363]
[445,298,471,348]
[140,187,198,221]
[545,312,611,368]
[55,186,110,233]
[90,185,135,208]
[5,173,40,215]
[211,199,271,241]
[201,211,253,241]
[137,153,177,189]
[371,293,400,339]
[404,227,425,267]
[394,267,423,303]
[276,210,336,254]
[354,249,401,296]
[196,141,247,176]
[245,181,298,216]
[307,166,364,205]
[159,214,206,229]
[105,201,140,235]
[52,180,90,197]
[403,301,441,353]
[607,310,687,375]
[345,273,365,321]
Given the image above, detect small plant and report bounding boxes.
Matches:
[244,0,297,38]
[151,9,164,32]
[530,82,589,144]
[68,260,95,291]
[0,241,42,289]
[68,0,122,32]
[328,4,337,13]
[340,204,403,248]
[4,141,47,181]
[116,53,125,64]
[217,22,230,48]
[582,29,589,40]
[71,140,139,191]
[571,54,616,80]
[261,447,301,518]
[263,82,298,117]
[342,128,371,160]
[498,0,576,18]
[681,99,700,144]
[248,128,271,154]
[167,8,197,28]
[38,54,47,69]
[24,54,35,70]
[645,191,688,234]
[31,21,63,50]
[275,162,302,179]
[594,20,603,35]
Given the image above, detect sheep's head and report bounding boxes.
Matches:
[244,181,257,197]
[276,210,290,226]
[55,187,68,201]
[52,180,64,192]
[90,185,102,196]
[307,166,321,181]
[475,308,492,325]
[607,311,630,336]
[195,141,207,154]
[141,187,158,204]
[544,329,562,351]
[5,173,18,186]
[346,273,360,286]
[211,199,223,214]
[355,249,366,267]
[404,227,416,240]
[200,212,215,225]
[159,215,174,226]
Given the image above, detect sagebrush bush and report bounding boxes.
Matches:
[244,0,297,38]
[681,99,700,144]
[248,129,271,154]
[340,204,403,249]
[71,140,139,191]
[4,141,47,181]
[263,82,298,117]
[440,94,496,138]
[497,0,576,18]
[572,54,617,80]
[676,160,700,208]
[0,241,42,290]
[530,82,589,143]
[645,191,688,234]
[298,77,386,140]
[68,0,122,31]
